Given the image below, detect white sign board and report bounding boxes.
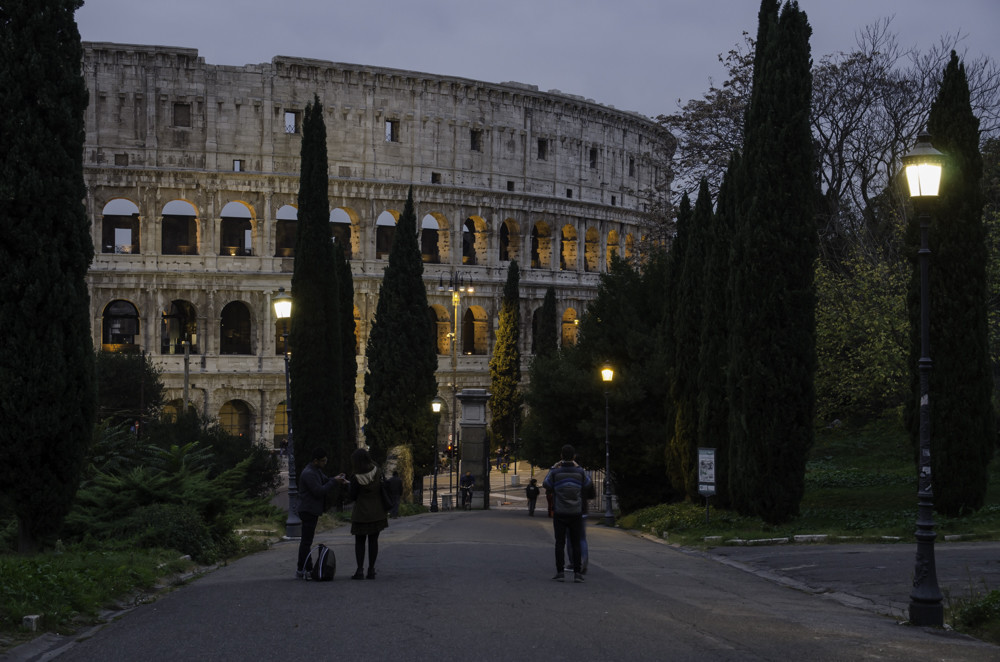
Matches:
[698,447,716,496]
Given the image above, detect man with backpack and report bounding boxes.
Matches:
[542,444,593,583]
[296,447,348,579]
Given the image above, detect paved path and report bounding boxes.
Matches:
[11,510,999,661]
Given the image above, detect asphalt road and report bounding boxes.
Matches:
[11,510,999,662]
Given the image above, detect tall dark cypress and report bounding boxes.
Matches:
[533,286,559,357]
[363,188,438,475]
[727,0,816,523]
[664,192,692,494]
[335,242,357,472]
[489,261,522,449]
[0,0,96,552]
[914,52,993,515]
[289,96,344,469]
[671,180,712,500]
[697,159,737,508]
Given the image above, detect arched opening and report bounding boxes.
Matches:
[274,401,288,448]
[584,227,600,272]
[607,229,620,267]
[162,399,197,423]
[499,219,520,263]
[462,218,478,265]
[101,198,141,254]
[220,301,252,355]
[275,314,290,355]
[462,305,488,355]
[375,211,397,259]
[624,233,635,261]
[330,208,353,258]
[161,299,199,354]
[102,299,140,351]
[275,205,297,257]
[420,214,441,263]
[560,224,578,271]
[161,200,198,255]
[219,400,252,439]
[561,308,579,347]
[219,201,253,256]
[530,222,551,269]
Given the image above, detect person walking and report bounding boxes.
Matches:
[542,445,592,583]
[525,478,540,516]
[348,447,388,579]
[296,447,347,579]
[386,470,404,518]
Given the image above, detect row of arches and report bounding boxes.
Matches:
[102,298,581,357]
[99,198,639,272]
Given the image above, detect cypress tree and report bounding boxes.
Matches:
[489,261,522,450]
[534,286,559,357]
[664,193,692,494]
[909,52,993,515]
[335,242,357,472]
[727,0,816,523]
[289,96,344,470]
[363,188,438,475]
[697,159,737,508]
[0,0,96,552]
[671,180,712,500]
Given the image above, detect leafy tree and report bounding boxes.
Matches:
[489,261,522,450]
[95,350,165,428]
[727,0,816,524]
[363,188,439,477]
[906,52,994,515]
[532,286,558,357]
[0,0,96,553]
[289,96,345,471]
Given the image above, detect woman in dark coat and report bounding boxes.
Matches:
[348,447,388,579]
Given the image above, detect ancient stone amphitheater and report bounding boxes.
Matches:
[82,42,674,448]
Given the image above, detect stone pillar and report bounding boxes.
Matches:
[458,388,491,509]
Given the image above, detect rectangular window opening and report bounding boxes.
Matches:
[173,102,192,128]
[114,153,129,167]
[566,189,573,199]
[284,110,300,134]
[385,119,400,142]
[507,181,515,192]
[233,159,243,172]
[431,172,442,184]
[589,148,598,169]
[537,138,548,160]
[471,129,483,152]
[628,157,635,178]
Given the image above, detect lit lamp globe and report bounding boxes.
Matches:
[273,286,292,320]
[902,131,943,199]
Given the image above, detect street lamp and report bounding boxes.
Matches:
[601,364,614,527]
[429,396,445,512]
[438,271,473,502]
[272,286,300,539]
[903,130,944,628]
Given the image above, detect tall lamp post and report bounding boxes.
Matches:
[439,271,473,500]
[431,397,445,510]
[903,130,945,627]
[273,287,301,539]
[601,364,614,527]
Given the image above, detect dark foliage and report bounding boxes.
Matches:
[0,0,96,552]
[490,261,523,449]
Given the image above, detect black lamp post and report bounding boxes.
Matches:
[601,364,614,527]
[438,271,473,505]
[903,130,945,627]
[273,287,301,539]
[430,397,445,512]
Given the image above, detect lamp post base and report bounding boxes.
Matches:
[909,601,943,628]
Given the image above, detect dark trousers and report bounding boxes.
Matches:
[355,533,380,570]
[553,513,583,573]
[527,497,538,516]
[297,512,319,571]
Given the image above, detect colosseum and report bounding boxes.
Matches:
[82,42,675,449]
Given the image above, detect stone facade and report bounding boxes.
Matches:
[81,42,675,448]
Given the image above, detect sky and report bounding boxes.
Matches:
[76,0,999,120]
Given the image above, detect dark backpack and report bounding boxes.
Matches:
[304,543,336,581]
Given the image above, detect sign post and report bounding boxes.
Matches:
[697,448,716,524]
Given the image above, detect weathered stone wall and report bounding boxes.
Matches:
[81,42,675,449]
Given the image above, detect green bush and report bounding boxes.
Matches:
[117,503,215,563]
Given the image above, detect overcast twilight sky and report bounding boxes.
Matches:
[76,0,998,120]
